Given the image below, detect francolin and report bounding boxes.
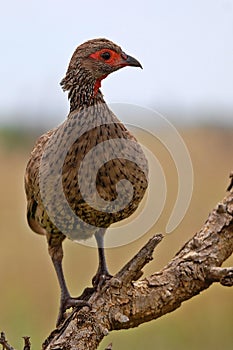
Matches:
[25,38,148,325]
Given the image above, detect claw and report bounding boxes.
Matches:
[92,271,112,290]
[57,297,91,326]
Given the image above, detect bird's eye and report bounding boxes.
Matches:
[100,51,111,60]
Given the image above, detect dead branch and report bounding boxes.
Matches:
[0,332,15,350]
[0,333,30,350]
[41,175,233,350]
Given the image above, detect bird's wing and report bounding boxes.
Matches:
[26,198,46,235]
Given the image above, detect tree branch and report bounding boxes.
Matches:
[41,176,233,350]
[0,333,30,350]
[206,267,233,286]
[0,332,15,350]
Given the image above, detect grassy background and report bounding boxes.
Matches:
[0,126,232,349]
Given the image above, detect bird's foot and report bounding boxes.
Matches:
[57,296,91,327]
[92,270,112,290]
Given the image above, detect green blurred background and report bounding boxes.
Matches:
[1,0,233,349]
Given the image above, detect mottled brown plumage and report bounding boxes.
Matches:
[25,38,148,325]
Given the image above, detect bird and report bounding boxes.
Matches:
[25,38,148,325]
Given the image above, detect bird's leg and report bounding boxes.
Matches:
[92,229,112,288]
[48,234,90,326]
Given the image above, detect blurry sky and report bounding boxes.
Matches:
[1,0,233,125]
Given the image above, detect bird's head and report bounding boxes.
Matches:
[61,38,142,97]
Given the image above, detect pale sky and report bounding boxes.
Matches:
[1,0,233,125]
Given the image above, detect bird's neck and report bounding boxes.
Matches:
[68,76,105,112]
[60,65,105,112]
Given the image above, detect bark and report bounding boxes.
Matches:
[41,179,233,350]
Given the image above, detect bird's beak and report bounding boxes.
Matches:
[123,53,143,69]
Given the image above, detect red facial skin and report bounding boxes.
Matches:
[90,49,127,68]
[89,49,128,96]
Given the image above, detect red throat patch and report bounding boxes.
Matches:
[93,74,107,96]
